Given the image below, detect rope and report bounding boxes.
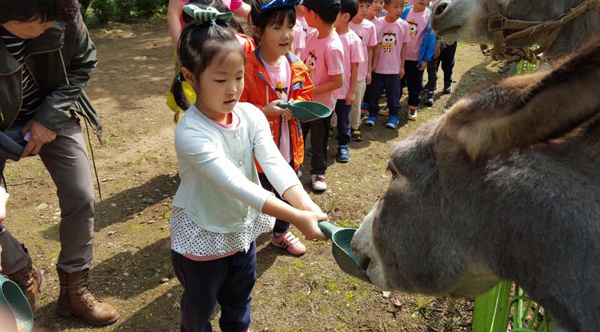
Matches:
[83,118,102,201]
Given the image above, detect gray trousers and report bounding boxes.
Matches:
[0,118,94,274]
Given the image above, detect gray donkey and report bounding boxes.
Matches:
[351,38,600,332]
[432,0,600,57]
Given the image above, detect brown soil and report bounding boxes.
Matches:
[3,18,508,332]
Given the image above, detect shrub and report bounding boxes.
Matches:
[114,0,134,20]
[134,0,162,16]
[91,0,115,23]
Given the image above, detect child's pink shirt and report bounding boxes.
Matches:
[349,19,377,81]
[301,30,345,109]
[293,19,306,53]
[337,30,366,99]
[263,57,293,163]
[374,18,411,75]
[404,7,431,61]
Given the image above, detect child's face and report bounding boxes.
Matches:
[260,16,296,58]
[369,0,383,18]
[356,2,372,20]
[1,18,54,39]
[384,0,404,21]
[414,0,427,10]
[194,52,245,121]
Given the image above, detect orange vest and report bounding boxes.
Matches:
[240,49,314,172]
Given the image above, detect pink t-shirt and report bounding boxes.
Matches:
[375,18,411,75]
[349,19,377,81]
[337,30,366,99]
[301,30,345,109]
[263,57,293,163]
[293,19,306,53]
[404,8,431,61]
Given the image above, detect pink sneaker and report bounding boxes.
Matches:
[271,231,306,256]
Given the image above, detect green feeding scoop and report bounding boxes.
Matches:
[0,274,34,332]
[319,222,370,283]
[279,101,332,123]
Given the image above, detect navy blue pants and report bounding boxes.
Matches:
[301,117,330,175]
[334,99,352,146]
[171,242,257,332]
[367,73,402,117]
[437,42,457,83]
[405,60,425,108]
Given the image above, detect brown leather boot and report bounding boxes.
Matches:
[56,269,119,326]
[6,263,44,310]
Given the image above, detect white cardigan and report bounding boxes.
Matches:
[173,102,301,233]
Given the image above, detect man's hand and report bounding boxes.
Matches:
[419,61,428,71]
[366,72,372,85]
[399,67,405,79]
[21,121,57,158]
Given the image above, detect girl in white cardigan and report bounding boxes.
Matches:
[170,5,327,332]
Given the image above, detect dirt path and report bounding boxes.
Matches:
[3,19,508,332]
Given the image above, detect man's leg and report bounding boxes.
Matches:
[39,118,118,326]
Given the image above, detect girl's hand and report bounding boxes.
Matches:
[262,100,293,118]
[399,67,405,79]
[294,210,328,241]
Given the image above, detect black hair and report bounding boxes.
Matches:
[250,0,296,42]
[0,0,79,24]
[308,4,339,24]
[184,0,245,34]
[173,16,245,110]
[358,0,374,4]
[340,0,358,20]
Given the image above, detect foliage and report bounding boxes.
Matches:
[90,0,166,23]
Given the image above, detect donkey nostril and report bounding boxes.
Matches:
[359,256,371,271]
[435,2,448,17]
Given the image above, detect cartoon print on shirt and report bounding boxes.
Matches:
[408,20,418,39]
[275,82,289,102]
[305,50,317,77]
[381,30,397,52]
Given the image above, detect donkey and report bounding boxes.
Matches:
[351,38,600,332]
[431,0,600,57]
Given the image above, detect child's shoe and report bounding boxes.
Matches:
[379,107,389,116]
[271,230,306,255]
[351,129,363,141]
[336,145,350,163]
[361,103,368,116]
[386,116,400,129]
[443,81,453,94]
[424,91,434,107]
[407,108,418,121]
[311,174,327,191]
[364,115,377,127]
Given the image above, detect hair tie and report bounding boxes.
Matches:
[183,4,233,26]
[261,0,303,12]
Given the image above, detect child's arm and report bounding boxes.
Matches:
[167,0,185,48]
[366,46,374,85]
[400,43,407,79]
[0,187,8,223]
[346,62,359,106]
[263,190,326,241]
[313,74,343,96]
[231,1,251,19]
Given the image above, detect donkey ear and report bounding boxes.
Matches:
[444,38,600,160]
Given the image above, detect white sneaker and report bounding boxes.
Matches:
[311,174,327,191]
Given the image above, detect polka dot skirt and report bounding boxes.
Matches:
[169,207,275,257]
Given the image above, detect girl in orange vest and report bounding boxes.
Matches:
[240,0,314,255]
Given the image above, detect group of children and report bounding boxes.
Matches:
[164,0,456,330]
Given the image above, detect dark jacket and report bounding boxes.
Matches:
[0,13,101,138]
